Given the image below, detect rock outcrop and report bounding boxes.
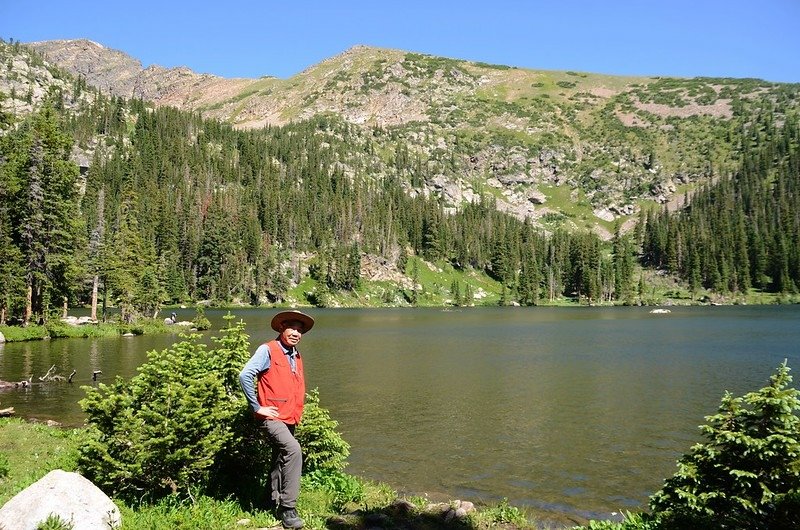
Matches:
[27,39,253,111]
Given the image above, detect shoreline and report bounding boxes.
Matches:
[6,417,613,530]
[2,297,797,344]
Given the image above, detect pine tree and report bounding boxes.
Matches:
[87,185,106,320]
[612,222,635,303]
[103,191,147,322]
[450,279,461,306]
[650,362,800,528]
[0,219,25,323]
[409,258,420,306]
[8,106,83,323]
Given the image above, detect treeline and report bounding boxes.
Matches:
[640,106,800,295]
[0,77,796,324]
[0,88,642,323]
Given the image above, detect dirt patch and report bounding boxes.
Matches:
[615,111,651,127]
[589,87,617,99]
[633,99,733,119]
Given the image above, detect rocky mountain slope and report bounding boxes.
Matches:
[10,39,800,237]
[27,39,254,109]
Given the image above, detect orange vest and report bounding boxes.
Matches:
[257,339,306,424]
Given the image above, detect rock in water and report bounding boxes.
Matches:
[0,469,121,530]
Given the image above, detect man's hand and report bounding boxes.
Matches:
[256,405,279,419]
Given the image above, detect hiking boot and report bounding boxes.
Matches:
[277,506,304,529]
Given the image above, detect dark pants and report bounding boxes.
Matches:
[260,420,302,508]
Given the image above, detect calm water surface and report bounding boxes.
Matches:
[1,305,799,521]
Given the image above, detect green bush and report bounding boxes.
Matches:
[304,469,365,512]
[43,321,74,338]
[78,333,237,500]
[77,315,352,507]
[42,321,118,339]
[78,315,257,501]
[192,306,211,331]
[296,388,350,473]
[649,361,800,529]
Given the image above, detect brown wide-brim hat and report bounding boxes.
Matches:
[271,310,315,333]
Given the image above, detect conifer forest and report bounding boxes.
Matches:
[0,40,799,325]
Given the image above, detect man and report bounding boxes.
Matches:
[239,310,315,530]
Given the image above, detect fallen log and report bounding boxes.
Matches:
[0,406,14,417]
[39,365,57,382]
[0,377,32,389]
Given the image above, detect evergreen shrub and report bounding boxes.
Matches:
[78,332,237,500]
[78,315,351,505]
[296,388,350,473]
[649,361,800,529]
[192,306,211,330]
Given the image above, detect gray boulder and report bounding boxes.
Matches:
[0,469,121,530]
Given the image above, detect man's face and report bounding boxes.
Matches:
[279,320,304,347]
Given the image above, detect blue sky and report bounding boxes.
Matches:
[2,0,798,82]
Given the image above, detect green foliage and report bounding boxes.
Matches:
[0,104,83,324]
[77,320,252,501]
[472,61,513,70]
[43,321,118,339]
[481,497,528,526]
[35,514,74,530]
[296,388,351,473]
[78,336,234,500]
[581,512,658,530]
[0,324,49,341]
[118,494,276,530]
[192,305,211,331]
[209,315,250,393]
[649,361,800,529]
[640,111,800,297]
[116,318,173,337]
[304,469,365,512]
[0,453,9,478]
[306,284,334,308]
[76,316,352,509]
[402,53,473,82]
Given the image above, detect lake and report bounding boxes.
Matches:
[1,305,799,523]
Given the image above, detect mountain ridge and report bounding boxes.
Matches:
[13,38,800,237]
[1,37,798,312]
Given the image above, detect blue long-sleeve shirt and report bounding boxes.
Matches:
[238,341,298,413]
